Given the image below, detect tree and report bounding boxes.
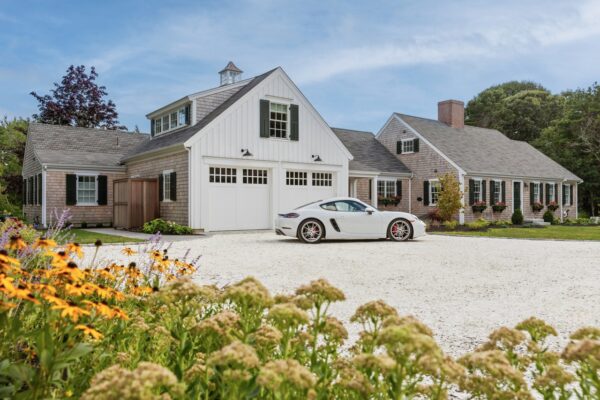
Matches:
[31,65,126,130]
[536,84,600,216]
[437,173,463,221]
[465,81,563,142]
[0,117,28,214]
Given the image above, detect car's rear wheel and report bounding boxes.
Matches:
[298,219,324,244]
[388,219,412,242]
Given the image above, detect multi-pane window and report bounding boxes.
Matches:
[532,183,541,203]
[377,180,396,197]
[243,169,268,184]
[286,171,307,186]
[269,103,288,138]
[154,106,189,135]
[209,167,237,183]
[77,175,97,205]
[312,172,332,187]
[493,181,502,204]
[429,180,441,205]
[163,172,172,201]
[564,184,571,205]
[473,180,482,202]
[548,183,555,202]
[402,139,414,154]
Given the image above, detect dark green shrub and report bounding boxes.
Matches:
[511,209,524,225]
[142,218,193,235]
[543,210,554,223]
[96,223,103,228]
[81,221,88,228]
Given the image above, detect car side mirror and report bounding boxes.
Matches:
[365,207,375,215]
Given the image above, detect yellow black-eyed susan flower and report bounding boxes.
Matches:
[121,247,136,256]
[7,235,27,251]
[66,243,83,258]
[75,324,103,340]
[33,237,57,249]
[52,301,90,322]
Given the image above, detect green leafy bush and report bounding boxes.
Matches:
[543,210,555,223]
[491,219,512,227]
[511,209,524,225]
[466,218,490,230]
[142,218,193,235]
[443,220,459,230]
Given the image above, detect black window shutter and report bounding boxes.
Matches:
[28,178,33,205]
[468,179,475,205]
[38,173,42,205]
[413,138,419,152]
[570,185,574,206]
[289,104,299,141]
[396,141,402,154]
[545,183,550,204]
[260,99,270,138]
[530,183,535,205]
[158,174,164,201]
[97,175,108,205]
[151,119,155,137]
[170,172,177,201]
[185,104,191,125]
[482,180,487,203]
[490,181,495,204]
[423,181,430,206]
[540,183,544,204]
[501,181,506,203]
[554,184,558,202]
[33,175,37,205]
[22,179,26,205]
[396,180,402,198]
[66,174,77,205]
[562,185,567,205]
[368,180,372,200]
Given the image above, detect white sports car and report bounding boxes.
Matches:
[275,197,426,243]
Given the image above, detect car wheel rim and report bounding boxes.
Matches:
[391,221,410,240]
[301,222,321,242]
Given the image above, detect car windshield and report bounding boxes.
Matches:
[294,200,322,210]
[320,200,367,212]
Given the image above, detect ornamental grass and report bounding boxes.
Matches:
[1,216,599,399]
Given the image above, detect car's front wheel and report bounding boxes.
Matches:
[388,219,412,242]
[298,219,324,244]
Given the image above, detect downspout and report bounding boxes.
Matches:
[458,172,465,225]
[41,165,47,228]
[560,179,566,223]
[408,173,413,214]
[186,146,191,228]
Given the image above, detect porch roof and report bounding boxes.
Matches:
[332,127,411,175]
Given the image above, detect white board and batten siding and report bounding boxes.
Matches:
[185,68,351,231]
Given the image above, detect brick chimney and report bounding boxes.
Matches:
[438,100,464,129]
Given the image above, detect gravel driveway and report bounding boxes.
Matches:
[95,232,600,356]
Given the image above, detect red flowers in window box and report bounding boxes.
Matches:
[547,201,559,211]
[492,202,507,212]
[378,195,401,207]
[532,202,544,212]
[471,201,487,213]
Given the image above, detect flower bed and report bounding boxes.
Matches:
[1,217,599,399]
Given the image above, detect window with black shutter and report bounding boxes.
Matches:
[97,176,108,205]
[423,181,430,206]
[66,174,77,205]
[170,172,177,201]
[38,173,42,205]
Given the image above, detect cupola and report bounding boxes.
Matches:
[219,61,243,86]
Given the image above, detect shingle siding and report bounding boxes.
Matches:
[195,85,244,123]
[126,151,189,226]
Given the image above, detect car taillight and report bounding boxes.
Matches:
[278,213,299,218]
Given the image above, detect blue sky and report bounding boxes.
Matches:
[1,0,600,132]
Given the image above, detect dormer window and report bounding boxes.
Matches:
[270,103,288,138]
[152,104,190,136]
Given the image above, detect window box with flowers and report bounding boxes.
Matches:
[532,202,544,212]
[378,195,401,207]
[471,201,487,213]
[492,202,507,213]
[547,201,559,212]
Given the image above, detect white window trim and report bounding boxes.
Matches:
[76,173,98,206]
[564,183,571,205]
[285,170,308,186]
[429,179,440,207]
[401,138,414,154]
[532,181,541,203]
[547,182,556,203]
[472,178,483,203]
[154,105,189,136]
[162,170,173,202]
[268,100,291,141]
[492,179,503,204]
[377,177,397,197]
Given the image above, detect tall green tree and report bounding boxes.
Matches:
[465,81,563,142]
[536,84,600,216]
[0,117,28,214]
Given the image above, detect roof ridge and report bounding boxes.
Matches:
[331,127,374,135]
[29,122,148,136]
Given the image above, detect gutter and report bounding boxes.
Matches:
[43,163,127,172]
[465,170,582,183]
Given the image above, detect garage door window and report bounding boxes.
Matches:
[312,172,332,187]
[210,167,237,183]
[286,171,307,186]
[243,169,268,184]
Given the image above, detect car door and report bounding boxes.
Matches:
[328,200,380,237]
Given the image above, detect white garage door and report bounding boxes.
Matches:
[279,171,337,212]
[207,167,271,231]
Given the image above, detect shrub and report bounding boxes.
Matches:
[543,210,554,223]
[142,218,193,235]
[2,217,600,399]
[81,221,88,228]
[511,209,524,225]
[466,218,490,230]
[427,208,442,222]
[437,173,462,221]
[491,219,512,227]
[443,220,459,230]
[96,222,103,228]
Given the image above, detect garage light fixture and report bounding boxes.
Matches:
[312,154,322,162]
[241,148,253,157]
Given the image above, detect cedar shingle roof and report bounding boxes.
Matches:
[395,114,581,181]
[122,68,277,160]
[27,123,149,168]
[332,127,411,175]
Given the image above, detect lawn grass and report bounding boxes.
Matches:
[61,229,144,245]
[431,225,600,241]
